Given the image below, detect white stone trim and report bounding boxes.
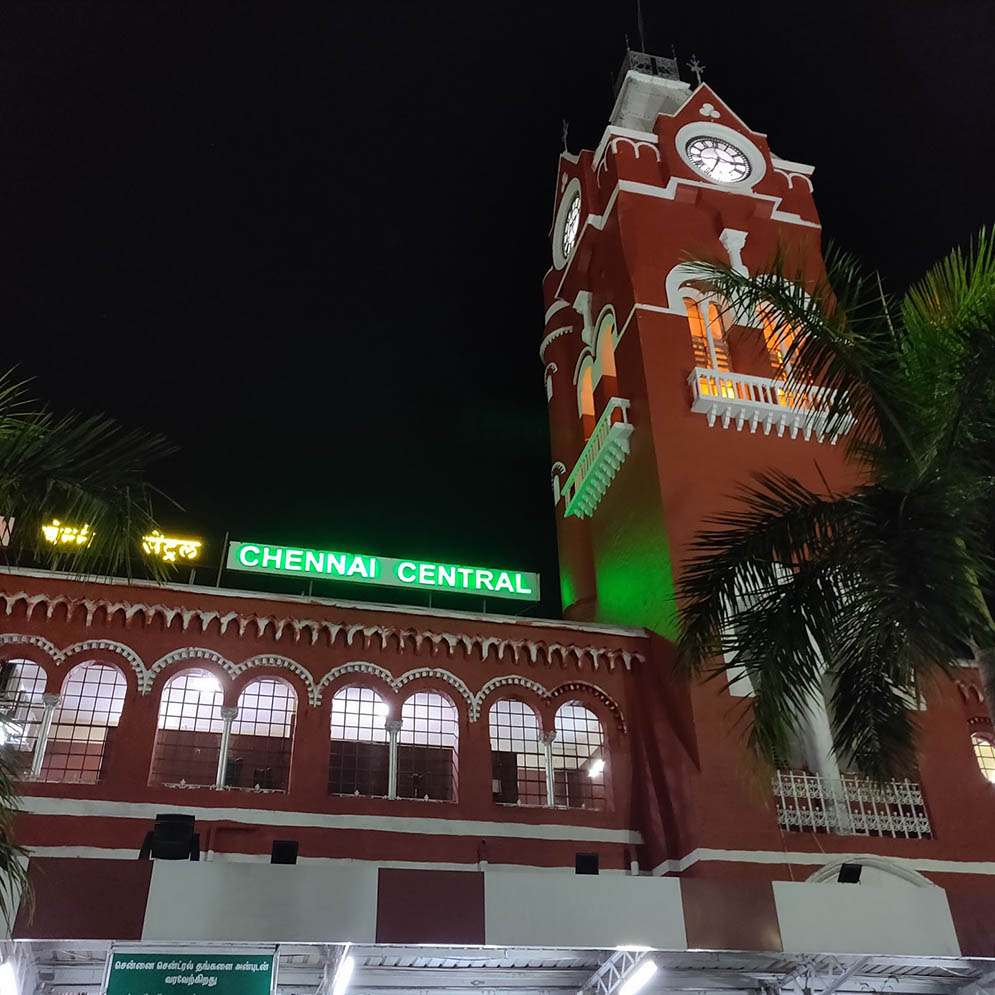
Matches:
[232,654,319,706]
[552,176,582,271]
[539,325,574,364]
[651,846,995,877]
[18,795,643,845]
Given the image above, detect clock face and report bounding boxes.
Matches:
[685,136,751,183]
[561,193,581,259]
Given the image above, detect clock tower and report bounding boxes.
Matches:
[541,50,857,635]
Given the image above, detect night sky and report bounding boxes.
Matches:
[1,2,991,616]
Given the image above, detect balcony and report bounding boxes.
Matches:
[563,397,634,519]
[688,368,855,443]
[773,770,932,839]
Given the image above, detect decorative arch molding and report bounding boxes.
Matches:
[317,662,395,700]
[232,654,318,706]
[806,856,937,889]
[394,668,475,717]
[549,681,626,732]
[0,632,61,665]
[145,647,237,693]
[61,639,146,685]
[475,675,551,718]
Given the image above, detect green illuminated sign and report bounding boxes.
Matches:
[226,540,540,601]
[105,950,274,995]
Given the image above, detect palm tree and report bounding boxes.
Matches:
[0,371,174,922]
[677,231,995,780]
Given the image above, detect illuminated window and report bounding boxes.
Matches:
[972,733,995,783]
[552,702,606,810]
[758,304,797,374]
[599,320,617,379]
[329,686,389,796]
[149,669,225,787]
[398,691,459,801]
[489,699,546,805]
[580,367,594,416]
[684,297,730,372]
[41,663,126,784]
[0,660,47,760]
[227,678,297,792]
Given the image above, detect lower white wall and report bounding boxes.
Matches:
[773,881,960,956]
[484,870,686,948]
[142,862,379,942]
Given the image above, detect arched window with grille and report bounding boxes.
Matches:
[552,702,607,810]
[398,691,459,801]
[489,699,545,805]
[972,732,995,783]
[41,662,127,783]
[0,659,47,763]
[684,296,731,372]
[149,669,225,787]
[329,686,390,797]
[227,678,297,791]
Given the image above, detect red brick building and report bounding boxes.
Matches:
[3,50,994,971]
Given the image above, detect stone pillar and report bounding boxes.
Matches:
[29,693,61,779]
[214,706,238,789]
[386,719,402,800]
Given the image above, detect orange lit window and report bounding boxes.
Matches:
[758,305,796,373]
[579,365,595,432]
[972,733,995,783]
[599,322,617,378]
[684,298,730,372]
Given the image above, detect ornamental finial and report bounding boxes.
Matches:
[688,54,705,87]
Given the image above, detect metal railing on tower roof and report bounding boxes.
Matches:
[613,49,681,99]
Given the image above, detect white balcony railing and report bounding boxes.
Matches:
[773,770,932,839]
[562,397,634,519]
[688,368,855,443]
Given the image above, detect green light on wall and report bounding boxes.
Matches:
[226,541,540,602]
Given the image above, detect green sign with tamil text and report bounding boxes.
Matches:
[105,950,275,995]
[226,540,540,601]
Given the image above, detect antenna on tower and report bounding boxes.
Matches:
[636,0,647,51]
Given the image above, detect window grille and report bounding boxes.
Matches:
[398,691,459,801]
[329,686,389,797]
[149,669,225,787]
[972,733,995,783]
[0,660,46,761]
[552,702,606,810]
[41,663,126,784]
[489,699,545,805]
[228,678,297,791]
[684,297,731,372]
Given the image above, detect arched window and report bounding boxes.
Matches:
[0,660,47,760]
[150,669,225,787]
[579,366,595,439]
[41,662,126,784]
[329,686,389,797]
[684,297,731,372]
[972,733,995,783]
[398,691,459,801]
[227,678,297,791]
[489,699,545,805]
[757,304,797,374]
[552,702,607,810]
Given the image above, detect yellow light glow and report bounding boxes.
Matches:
[40,520,94,547]
[142,530,203,562]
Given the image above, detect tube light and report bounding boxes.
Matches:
[0,962,18,995]
[332,955,355,995]
[619,960,657,995]
[588,758,605,778]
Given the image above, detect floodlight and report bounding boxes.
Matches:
[588,758,605,778]
[332,956,355,995]
[0,961,18,995]
[619,960,657,995]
